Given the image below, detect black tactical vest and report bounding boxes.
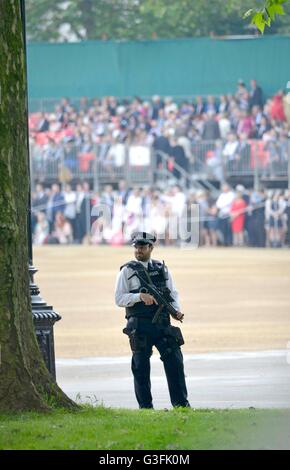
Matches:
[120,259,168,320]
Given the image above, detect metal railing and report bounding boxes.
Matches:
[28,95,219,114]
[30,142,154,190]
[29,139,290,190]
[154,150,220,196]
[190,139,290,183]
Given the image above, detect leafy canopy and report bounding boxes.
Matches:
[244,0,289,33]
[25,0,290,42]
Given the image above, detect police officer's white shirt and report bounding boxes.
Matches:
[115,260,180,311]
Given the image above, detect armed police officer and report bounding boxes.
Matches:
[115,231,190,409]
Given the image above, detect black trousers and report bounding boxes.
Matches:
[218,217,232,246]
[125,317,190,409]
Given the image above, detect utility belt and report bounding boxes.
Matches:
[124,316,170,329]
[123,320,185,356]
[125,310,170,324]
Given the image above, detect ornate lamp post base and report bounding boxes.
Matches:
[29,264,61,380]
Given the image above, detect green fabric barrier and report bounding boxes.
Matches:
[27,36,290,106]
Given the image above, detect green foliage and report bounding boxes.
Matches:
[244,0,289,33]
[26,0,144,41]
[0,407,290,450]
[25,0,290,42]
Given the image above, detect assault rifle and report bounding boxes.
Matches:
[127,270,183,323]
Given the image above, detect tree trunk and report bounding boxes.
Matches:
[79,0,95,39]
[0,0,77,412]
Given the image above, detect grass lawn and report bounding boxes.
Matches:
[0,406,290,450]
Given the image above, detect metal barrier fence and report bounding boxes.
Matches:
[190,139,290,186]
[29,139,290,190]
[28,95,212,113]
[30,142,154,190]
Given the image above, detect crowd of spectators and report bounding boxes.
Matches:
[31,180,290,248]
[29,80,290,179]
[30,80,290,249]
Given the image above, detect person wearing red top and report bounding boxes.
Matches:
[230,192,247,246]
[270,91,286,122]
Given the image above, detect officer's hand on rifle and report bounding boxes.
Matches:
[140,293,158,305]
[176,311,184,321]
